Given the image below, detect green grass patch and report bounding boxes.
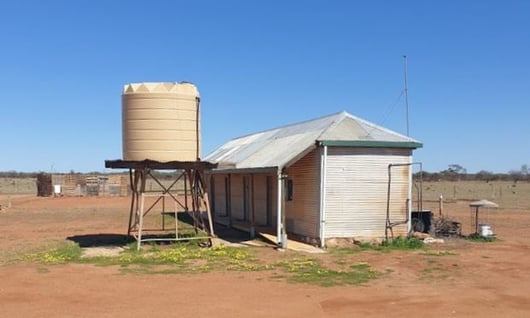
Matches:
[23,241,269,273]
[466,234,498,243]
[274,258,378,287]
[24,242,82,264]
[383,237,424,249]
[21,241,380,287]
[357,237,424,251]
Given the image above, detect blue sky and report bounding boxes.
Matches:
[1,1,528,173]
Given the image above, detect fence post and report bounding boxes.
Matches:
[439,194,443,216]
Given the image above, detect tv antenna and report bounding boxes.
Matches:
[403,55,410,136]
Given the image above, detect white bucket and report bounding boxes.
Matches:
[53,185,61,195]
[479,224,492,237]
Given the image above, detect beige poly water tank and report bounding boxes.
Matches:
[122,82,200,162]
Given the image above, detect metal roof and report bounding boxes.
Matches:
[204,111,422,170]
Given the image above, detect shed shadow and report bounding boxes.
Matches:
[67,233,133,248]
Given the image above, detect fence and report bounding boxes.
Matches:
[34,174,129,197]
[1,173,189,197]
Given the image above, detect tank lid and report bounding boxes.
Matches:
[122,82,199,96]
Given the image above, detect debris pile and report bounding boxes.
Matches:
[432,215,462,237]
[410,215,463,244]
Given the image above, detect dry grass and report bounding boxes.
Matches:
[0,176,184,196]
[3,177,530,211]
[413,180,530,211]
[0,178,36,195]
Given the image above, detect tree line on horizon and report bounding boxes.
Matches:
[1,164,529,183]
[414,164,530,183]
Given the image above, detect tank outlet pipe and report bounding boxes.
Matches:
[385,162,423,241]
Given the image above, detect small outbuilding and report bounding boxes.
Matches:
[205,111,422,247]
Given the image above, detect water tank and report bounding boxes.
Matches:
[122,82,200,162]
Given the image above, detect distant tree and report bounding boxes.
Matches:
[414,171,443,182]
[0,171,38,178]
[498,172,511,182]
[440,164,467,181]
[447,164,467,174]
[413,168,516,182]
[475,170,494,182]
[509,169,523,184]
[521,164,530,182]
[505,165,530,183]
[413,171,425,180]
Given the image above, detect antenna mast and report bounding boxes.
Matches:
[403,55,410,136]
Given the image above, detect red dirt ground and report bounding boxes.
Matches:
[1,195,530,317]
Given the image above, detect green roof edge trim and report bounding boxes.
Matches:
[319,140,423,149]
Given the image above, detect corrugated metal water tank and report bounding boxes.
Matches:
[122,82,200,162]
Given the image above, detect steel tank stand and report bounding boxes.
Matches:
[106,160,217,250]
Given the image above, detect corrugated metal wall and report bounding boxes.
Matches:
[324,147,411,239]
[269,175,278,227]
[252,174,269,226]
[230,174,245,221]
[212,175,228,217]
[285,149,320,238]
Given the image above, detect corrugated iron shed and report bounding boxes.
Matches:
[205,111,422,170]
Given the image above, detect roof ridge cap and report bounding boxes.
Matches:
[228,111,345,141]
[315,111,349,140]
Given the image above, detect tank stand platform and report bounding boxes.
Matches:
[105,160,217,250]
